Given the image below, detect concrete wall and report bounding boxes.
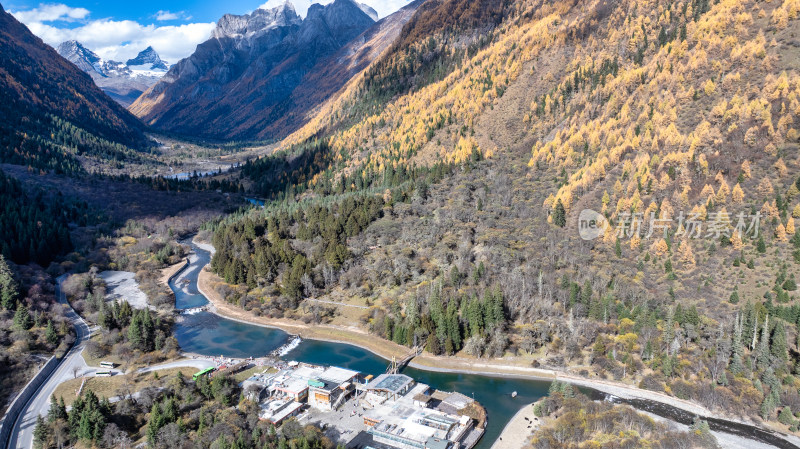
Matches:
[0,355,58,449]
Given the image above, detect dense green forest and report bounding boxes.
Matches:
[210,194,386,304]
[0,169,103,265]
[98,171,243,194]
[374,283,508,356]
[0,113,156,175]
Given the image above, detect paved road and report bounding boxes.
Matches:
[8,275,92,449]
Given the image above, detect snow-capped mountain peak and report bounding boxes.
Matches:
[56,40,104,74]
[125,46,169,71]
[56,41,171,106]
[213,2,302,40]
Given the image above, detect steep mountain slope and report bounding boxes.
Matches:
[0,5,148,173]
[57,41,169,106]
[212,0,800,434]
[254,0,422,138]
[283,0,506,146]
[130,0,377,141]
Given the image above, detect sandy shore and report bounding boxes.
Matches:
[491,403,539,449]
[193,240,216,255]
[99,271,151,310]
[160,259,188,289]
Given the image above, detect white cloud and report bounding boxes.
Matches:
[11,4,214,63]
[155,10,179,21]
[155,10,191,21]
[11,3,89,23]
[257,0,411,19]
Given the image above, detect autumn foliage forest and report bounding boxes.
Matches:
[200,0,800,434]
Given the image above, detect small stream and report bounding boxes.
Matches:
[170,239,798,449]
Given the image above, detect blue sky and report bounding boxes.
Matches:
[7,0,411,63]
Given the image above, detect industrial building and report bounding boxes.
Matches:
[239,363,483,449]
[360,376,481,449]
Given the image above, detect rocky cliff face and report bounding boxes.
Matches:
[57,41,170,106]
[129,0,377,140]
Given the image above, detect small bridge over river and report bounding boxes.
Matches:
[387,346,421,374]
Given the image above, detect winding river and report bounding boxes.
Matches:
[170,240,799,449]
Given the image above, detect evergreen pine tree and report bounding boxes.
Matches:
[729,286,739,304]
[444,337,454,355]
[730,314,745,375]
[757,235,767,253]
[13,303,33,330]
[446,301,461,350]
[128,312,143,350]
[664,307,675,355]
[46,320,58,345]
[78,409,93,441]
[0,255,18,310]
[553,200,567,227]
[779,406,794,425]
[163,397,178,423]
[148,402,163,445]
[581,280,593,307]
[761,393,777,419]
[47,395,60,423]
[33,415,49,449]
[425,333,440,355]
[771,321,788,367]
[756,315,770,371]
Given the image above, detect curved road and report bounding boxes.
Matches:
[8,275,93,449]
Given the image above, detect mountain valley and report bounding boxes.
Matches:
[2,0,800,448]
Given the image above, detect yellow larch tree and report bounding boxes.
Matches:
[741,160,752,179]
[651,238,669,257]
[757,178,774,197]
[774,158,788,177]
[762,201,779,219]
[629,235,641,251]
[776,223,788,242]
[731,231,744,250]
[732,183,745,204]
[716,178,730,204]
[679,242,696,268]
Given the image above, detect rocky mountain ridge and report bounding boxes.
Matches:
[129,0,379,140]
[56,41,170,106]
